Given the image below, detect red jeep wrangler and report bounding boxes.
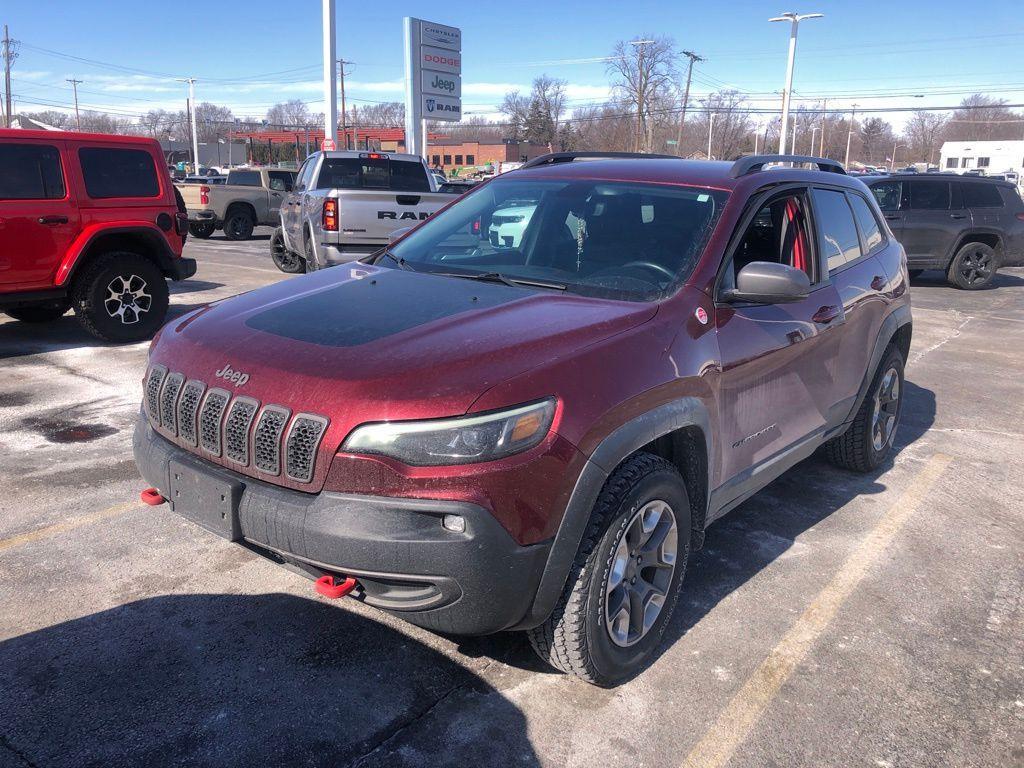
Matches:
[0,129,195,341]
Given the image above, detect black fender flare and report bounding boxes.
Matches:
[842,304,912,428]
[511,397,712,630]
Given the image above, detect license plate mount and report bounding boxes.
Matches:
[167,459,243,541]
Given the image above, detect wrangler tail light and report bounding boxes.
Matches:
[472,218,481,235]
[200,185,210,205]
[323,199,339,231]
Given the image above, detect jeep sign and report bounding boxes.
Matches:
[421,69,461,98]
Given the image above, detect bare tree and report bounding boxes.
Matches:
[607,36,678,152]
[860,116,895,166]
[266,99,312,127]
[903,110,948,164]
[499,90,530,141]
[692,91,756,159]
[194,102,234,142]
[944,94,1023,142]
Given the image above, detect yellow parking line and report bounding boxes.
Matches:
[0,501,139,552]
[680,452,952,768]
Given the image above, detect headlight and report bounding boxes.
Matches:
[342,399,556,466]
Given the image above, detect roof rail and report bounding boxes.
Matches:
[520,151,680,169]
[730,154,846,178]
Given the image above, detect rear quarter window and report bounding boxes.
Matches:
[0,143,65,200]
[78,147,159,199]
[848,193,884,254]
[961,182,1004,209]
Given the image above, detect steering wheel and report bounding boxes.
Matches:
[620,260,675,281]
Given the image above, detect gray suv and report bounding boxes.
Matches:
[867,174,1024,289]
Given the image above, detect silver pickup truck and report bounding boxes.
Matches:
[273,151,451,272]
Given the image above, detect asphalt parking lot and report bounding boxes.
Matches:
[1,230,1022,768]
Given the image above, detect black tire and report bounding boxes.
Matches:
[825,345,905,472]
[947,242,997,290]
[5,301,71,323]
[908,269,923,279]
[189,221,215,239]
[303,230,319,271]
[527,452,691,686]
[271,227,305,273]
[70,252,169,342]
[223,207,255,241]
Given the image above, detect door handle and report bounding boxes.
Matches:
[883,214,901,221]
[38,215,69,225]
[870,275,886,291]
[812,305,841,325]
[950,213,967,219]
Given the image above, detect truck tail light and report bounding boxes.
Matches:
[1016,212,1024,221]
[200,185,210,205]
[323,199,339,231]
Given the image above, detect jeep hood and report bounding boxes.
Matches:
[150,265,655,479]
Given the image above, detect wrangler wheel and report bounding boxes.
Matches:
[71,252,169,342]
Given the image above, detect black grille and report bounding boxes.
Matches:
[285,414,329,483]
[223,397,258,465]
[159,373,184,435]
[145,365,167,425]
[177,380,206,446]
[199,389,230,456]
[253,406,290,475]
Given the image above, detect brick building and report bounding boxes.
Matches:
[426,139,550,173]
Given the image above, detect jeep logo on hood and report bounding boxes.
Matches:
[215,364,250,387]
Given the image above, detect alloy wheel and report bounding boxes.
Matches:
[959,249,993,285]
[104,274,152,325]
[604,499,678,647]
[871,366,900,452]
[272,234,301,271]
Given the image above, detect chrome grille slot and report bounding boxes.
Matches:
[285,414,329,483]
[199,388,231,456]
[253,405,290,475]
[144,365,167,425]
[176,380,206,446]
[159,372,184,436]
[223,397,259,465]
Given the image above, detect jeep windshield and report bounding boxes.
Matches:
[387,178,728,301]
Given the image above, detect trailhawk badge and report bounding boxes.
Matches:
[215,364,250,387]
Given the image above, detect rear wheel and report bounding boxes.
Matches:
[825,346,904,472]
[271,227,305,273]
[5,301,70,323]
[527,453,690,686]
[71,252,169,342]
[223,207,255,241]
[947,242,997,290]
[908,269,923,279]
[189,221,215,239]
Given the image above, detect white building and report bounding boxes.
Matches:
[939,140,1024,178]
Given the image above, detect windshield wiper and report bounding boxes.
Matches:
[372,249,416,271]
[436,271,567,291]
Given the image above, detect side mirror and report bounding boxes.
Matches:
[724,261,810,304]
[388,226,413,244]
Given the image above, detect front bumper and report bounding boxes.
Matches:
[168,257,197,281]
[133,416,550,635]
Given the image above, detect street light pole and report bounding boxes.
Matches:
[809,125,819,155]
[177,77,200,174]
[844,102,859,166]
[769,12,823,154]
[891,141,902,172]
[322,0,338,148]
[707,111,715,160]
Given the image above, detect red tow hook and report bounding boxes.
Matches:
[315,574,358,599]
[140,487,166,506]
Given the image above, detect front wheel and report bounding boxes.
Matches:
[528,453,691,686]
[908,269,923,279]
[71,252,169,342]
[947,242,997,290]
[271,227,305,273]
[825,346,905,472]
[5,301,70,323]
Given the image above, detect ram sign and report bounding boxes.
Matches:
[404,16,463,152]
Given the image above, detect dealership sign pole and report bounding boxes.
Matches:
[322,0,338,150]
[404,17,462,158]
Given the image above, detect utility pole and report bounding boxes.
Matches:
[769,12,823,154]
[844,103,859,167]
[337,59,352,149]
[628,39,654,153]
[675,50,704,156]
[3,25,17,129]
[66,78,82,129]
[322,0,338,148]
[707,112,715,160]
[177,77,200,173]
[819,98,827,156]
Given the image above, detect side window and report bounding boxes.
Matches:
[962,182,1004,208]
[870,181,901,212]
[390,160,430,192]
[848,193,884,254]
[227,170,261,186]
[945,157,958,169]
[726,193,816,291]
[0,143,66,200]
[977,157,990,168]
[811,188,862,272]
[268,171,293,192]
[443,154,452,165]
[78,147,158,199]
[294,160,311,191]
[466,154,475,165]
[907,181,950,210]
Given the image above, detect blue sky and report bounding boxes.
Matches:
[4,0,1023,129]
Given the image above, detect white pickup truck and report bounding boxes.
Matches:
[272,151,452,272]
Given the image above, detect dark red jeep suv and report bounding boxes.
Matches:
[135,153,912,685]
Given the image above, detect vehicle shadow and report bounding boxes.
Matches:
[0,593,539,768]
[169,279,225,296]
[470,380,938,681]
[911,270,1024,289]
[203,233,272,243]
